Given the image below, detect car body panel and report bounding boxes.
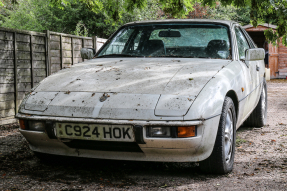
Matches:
[19,115,219,162]
[20,58,231,120]
[124,19,234,27]
[34,58,230,96]
[184,60,244,123]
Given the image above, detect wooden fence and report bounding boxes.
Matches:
[0,27,107,125]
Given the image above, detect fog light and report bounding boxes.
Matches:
[149,127,171,137]
[178,126,196,137]
[28,121,45,131]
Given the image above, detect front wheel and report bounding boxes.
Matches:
[199,96,236,174]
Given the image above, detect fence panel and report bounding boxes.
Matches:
[48,31,98,74]
[0,28,48,125]
[0,27,107,125]
[0,30,15,124]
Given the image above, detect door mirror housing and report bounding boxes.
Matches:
[80,48,96,60]
[245,48,265,61]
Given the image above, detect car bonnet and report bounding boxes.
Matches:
[20,58,231,119]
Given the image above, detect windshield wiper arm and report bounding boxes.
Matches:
[154,55,185,58]
[96,54,142,58]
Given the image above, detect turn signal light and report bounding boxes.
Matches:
[177,126,196,137]
[19,119,26,130]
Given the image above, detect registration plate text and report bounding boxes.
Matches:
[56,123,135,142]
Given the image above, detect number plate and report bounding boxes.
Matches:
[56,123,135,142]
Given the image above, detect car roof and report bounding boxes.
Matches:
[124,19,238,27]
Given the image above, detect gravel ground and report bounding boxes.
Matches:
[0,79,287,191]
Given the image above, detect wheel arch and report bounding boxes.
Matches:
[226,90,239,121]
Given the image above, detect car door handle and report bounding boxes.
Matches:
[256,66,260,71]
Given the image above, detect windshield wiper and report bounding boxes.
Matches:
[154,55,185,58]
[96,54,143,58]
[153,55,206,58]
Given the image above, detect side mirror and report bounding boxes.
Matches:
[245,48,265,61]
[80,48,96,60]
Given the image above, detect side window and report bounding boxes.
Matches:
[133,31,143,50]
[235,27,250,59]
[240,28,256,48]
[100,28,134,55]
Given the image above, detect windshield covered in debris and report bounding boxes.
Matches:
[97,23,231,59]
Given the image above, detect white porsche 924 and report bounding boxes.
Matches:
[16,19,267,174]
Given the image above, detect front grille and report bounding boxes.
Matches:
[63,140,143,153]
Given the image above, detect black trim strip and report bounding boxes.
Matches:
[204,113,221,121]
[134,125,145,144]
[45,121,57,139]
[239,80,263,102]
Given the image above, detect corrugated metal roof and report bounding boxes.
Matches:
[242,23,277,29]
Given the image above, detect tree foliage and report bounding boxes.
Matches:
[1,0,56,32]
[0,0,162,38]
[50,0,195,19]
[201,0,287,46]
[2,0,287,46]
[207,3,251,26]
[0,0,18,25]
[50,0,287,46]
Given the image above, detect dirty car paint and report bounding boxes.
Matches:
[20,58,231,119]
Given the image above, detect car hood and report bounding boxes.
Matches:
[22,58,231,119]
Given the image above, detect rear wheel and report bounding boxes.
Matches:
[199,97,236,174]
[243,79,267,127]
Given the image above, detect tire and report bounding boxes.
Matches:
[243,79,267,127]
[199,97,236,174]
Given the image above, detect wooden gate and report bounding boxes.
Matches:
[243,23,287,78]
[269,43,279,78]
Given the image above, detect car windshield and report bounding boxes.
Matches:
[97,23,231,59]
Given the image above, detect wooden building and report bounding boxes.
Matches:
[243,23,287,78]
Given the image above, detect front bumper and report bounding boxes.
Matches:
[17,114,220,162]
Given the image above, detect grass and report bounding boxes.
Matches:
[236,135,247,147]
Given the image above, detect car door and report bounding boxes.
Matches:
[240,27,263,90]
[234,26,259,119]
[241,27,265,86]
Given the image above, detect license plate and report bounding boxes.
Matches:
[56,123,135,142]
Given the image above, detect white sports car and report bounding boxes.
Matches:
[16,19,267,174]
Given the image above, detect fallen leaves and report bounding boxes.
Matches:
[160,184,168,188]
[243,173,255,176]
[100,93,110,102]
